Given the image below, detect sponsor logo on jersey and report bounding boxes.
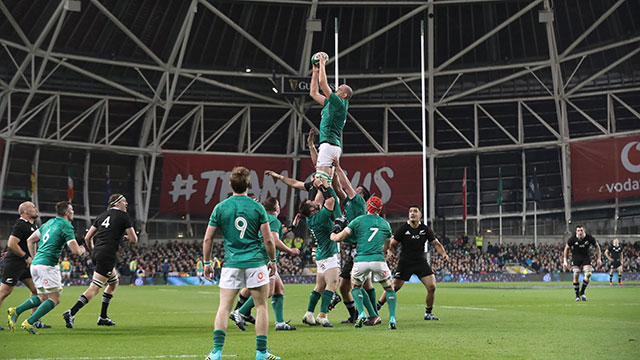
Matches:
[258,272,264,280]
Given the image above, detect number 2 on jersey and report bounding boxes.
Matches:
[101,216,111,228]
[235,217,247,239]
[368,227,379,242]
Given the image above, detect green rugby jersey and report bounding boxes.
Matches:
[307,207,338,261]
[319,93,348,147]
[209,195,269,269]
[32,217,76,267]
[260,213,283,262]
[346,214,392,262]
[344,194,366,221]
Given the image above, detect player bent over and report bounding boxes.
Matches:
[203,167,280,360]
[563,225,602,301]
[63,194,137,328]
[330,196,397,329]
[8,201,85,334]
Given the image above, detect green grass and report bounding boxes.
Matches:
[1,282,639,360]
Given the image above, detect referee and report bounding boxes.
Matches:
[377,206,449,321]
[63,194,137,328]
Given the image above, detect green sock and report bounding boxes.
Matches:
[319,290,334,314]
[365,288,377,315]
[271,294,284,323]
[238,296,255,316]
[16,295,42,315]
[213,329,226,352]
[27,299,55,325]
[351,288,366,317]
[307,291,321,312]
[362,288,378,317]
[256,335,267,352]
[386,289,397,319]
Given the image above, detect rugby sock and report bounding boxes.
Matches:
[580,280,589,295]
[362,289,378,317]
[101,293,113,318]
[573,282,580,297]
[618,273,623,284]
[271,294,284,323]
[609,273,613,282]
[386,290,397,319]
[235,294,249,310]
[26,299,55,325]
[426,306,433,314]
[238,296,255,316]
[351,288,365,317]
[70,295,89,316]
[377,300,385,309]
[213,329,226,352]
[319,290,334,314]
[16,296,41,315]
[256,335,268,352]
[365,288,378,315]
[344,301,357,320]
[307,291,321,312]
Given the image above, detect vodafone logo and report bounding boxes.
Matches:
[621,141,640,173]
[258,272,264,280]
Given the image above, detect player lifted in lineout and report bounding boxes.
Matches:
[308,51,352,190]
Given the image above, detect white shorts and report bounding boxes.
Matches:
[219,266,269,290]
[30,264,63,294]
[197,271,203,277]
[316,253,340,274]
[351,261,391,286]
[316,143,342,167]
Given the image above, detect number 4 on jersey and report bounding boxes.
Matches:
[101,216,111,228]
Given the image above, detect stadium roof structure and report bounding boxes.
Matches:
[1,0,639,238]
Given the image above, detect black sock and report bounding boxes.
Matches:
[573,282,580,297]
[609,273,613,282]
[235,294,249,310]
[426,306,433,314]
[618,273,623,283]
[580,281,589,295]
[101,293,113,318]
[345,301,357,319]
[70,295,89,316]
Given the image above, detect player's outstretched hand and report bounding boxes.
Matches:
[204,264,213,281]
[289,248,300,256]
[123,235,129,242]
[319,55,327,67]
[267,262,277,277]
[307,129,315,148]
[442,253,450,262]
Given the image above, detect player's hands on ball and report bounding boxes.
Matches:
[204,264,214,281]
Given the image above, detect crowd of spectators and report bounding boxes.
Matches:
[4,238,639,280]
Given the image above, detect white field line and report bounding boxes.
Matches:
[439,305,497,311]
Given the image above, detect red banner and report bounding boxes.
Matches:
[299,155,424,214]
[160,154,292,215]
[570,135,640,202]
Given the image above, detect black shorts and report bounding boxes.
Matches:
[609,260,622,269]
[1,259,31,286]
[571,256,591,269]
[340,244,356,279]
[92,252,117,278]
[394,259,434,282]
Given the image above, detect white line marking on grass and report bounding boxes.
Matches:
[10,355,237,359]
[158,289,177,292]
[440,306,497,311]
